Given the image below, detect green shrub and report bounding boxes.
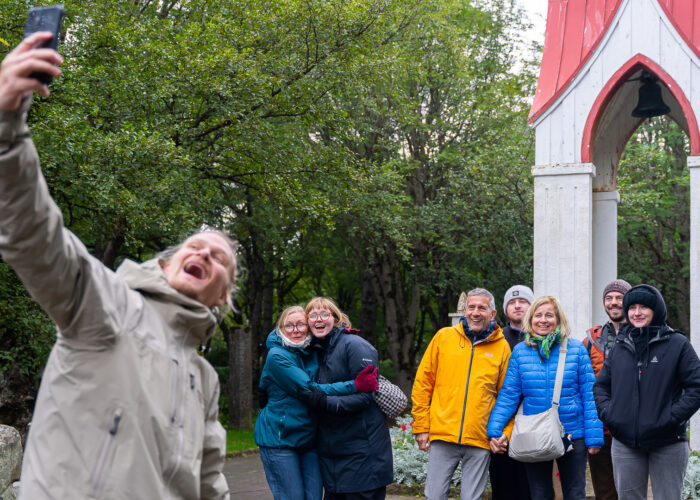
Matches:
[390,416,460,487]
[684,452,700,499]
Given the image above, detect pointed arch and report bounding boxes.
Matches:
[581,53,700,162]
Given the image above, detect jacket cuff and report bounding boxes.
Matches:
[0,98,31,151]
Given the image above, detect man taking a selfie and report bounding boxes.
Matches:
[0,33,231,499]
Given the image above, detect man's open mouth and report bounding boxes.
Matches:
[184,262,206,280]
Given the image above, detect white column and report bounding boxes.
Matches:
[592,191,620,326]
[532,163,595,341]
[688,156,700,450]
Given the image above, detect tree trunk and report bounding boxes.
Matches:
[359,264,378,346]
[226,324,253,430]
[371,251,420,399]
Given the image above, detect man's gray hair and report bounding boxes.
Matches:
[158,228,240,310]
[467,288,496,312]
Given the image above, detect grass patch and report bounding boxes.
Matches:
[227,428,257,453]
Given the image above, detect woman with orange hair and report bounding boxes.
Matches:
[300,297,393,500]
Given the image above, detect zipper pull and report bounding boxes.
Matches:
[109,408,123,435]
[190,373,195,390]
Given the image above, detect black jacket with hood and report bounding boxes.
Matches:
[593,284,700,449]
[314,326,393,493]
[501,322,526,351]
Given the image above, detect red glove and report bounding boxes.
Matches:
[354,365,378,392]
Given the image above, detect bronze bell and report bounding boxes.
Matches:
[631,71,670,118]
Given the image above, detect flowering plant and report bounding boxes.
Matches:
[390,416,461,487]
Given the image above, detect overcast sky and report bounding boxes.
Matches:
[519,0,548,46]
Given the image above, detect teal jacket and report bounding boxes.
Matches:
[254,330,356,450]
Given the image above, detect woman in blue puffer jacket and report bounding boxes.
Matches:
[487,296,603,500]
[254,305,378,500]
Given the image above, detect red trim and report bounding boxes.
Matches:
[656,1,700,62]
[581,54,700,163]
[529,0,624,123]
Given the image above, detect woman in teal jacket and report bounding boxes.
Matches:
[254,305,377,500]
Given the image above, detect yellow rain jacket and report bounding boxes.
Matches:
[412,322,512,449]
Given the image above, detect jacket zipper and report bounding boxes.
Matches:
[546,347,551,403]
[91,408,123,493]
[621,336,641,447]
[169,358,180,423]
[458,344,476,443]
[165,344,190,496]
[635,339,641,447]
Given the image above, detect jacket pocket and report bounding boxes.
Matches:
[640,403,675,442]
[90,407,123,495]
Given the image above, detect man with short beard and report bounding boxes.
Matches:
[584,279,631,500]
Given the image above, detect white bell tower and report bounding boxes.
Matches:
[531,0,700,448]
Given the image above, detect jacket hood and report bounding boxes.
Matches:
[623,284,667,327]
[116,258,217,344]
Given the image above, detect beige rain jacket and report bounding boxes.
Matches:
[0,100,229,499]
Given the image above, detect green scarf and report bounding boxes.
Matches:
[525,326,561,359]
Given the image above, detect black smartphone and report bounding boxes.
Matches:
[24,5,65,84]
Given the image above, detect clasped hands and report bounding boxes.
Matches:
[488,433,601,455]
[489,434,508,453]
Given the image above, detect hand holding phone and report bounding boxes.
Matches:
[24,5,65,84]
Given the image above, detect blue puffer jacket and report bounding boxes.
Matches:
[487,338,604,448]
[254,330,357,450]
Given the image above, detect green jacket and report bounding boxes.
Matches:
[0,100,228,499]
[254,330,356,450]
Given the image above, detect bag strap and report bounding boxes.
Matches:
[551,338,568,408]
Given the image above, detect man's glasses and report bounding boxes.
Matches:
[283,323,308,332]
[308,312,331,321]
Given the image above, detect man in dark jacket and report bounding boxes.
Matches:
[594,284,700,499]
[585,279,630,500]
[489,285,533,500]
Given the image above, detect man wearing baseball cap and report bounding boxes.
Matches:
[584,279,631,500]
[488,285,534,500]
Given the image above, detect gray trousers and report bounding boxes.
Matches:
[424,440,490,500]
[611,438,689,500]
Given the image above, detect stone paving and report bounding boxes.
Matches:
[224,450,651,499]
[224,452,421,500]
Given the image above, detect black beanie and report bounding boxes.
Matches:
[623,284,667,326]
[623,287,656,311]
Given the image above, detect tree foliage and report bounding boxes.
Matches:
[618,117,690,332]
[0,0,539,426]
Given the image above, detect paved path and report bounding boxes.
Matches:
[224,452,420,499]
[224,450,650,499]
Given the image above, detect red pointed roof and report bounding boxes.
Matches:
[529,0,623,123]
[657,0,700,60]
[529,0,700,124]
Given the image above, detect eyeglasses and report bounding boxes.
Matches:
[308,312,331,321]
[283,323,308,332]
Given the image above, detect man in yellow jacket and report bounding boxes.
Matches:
[412,288,512,500]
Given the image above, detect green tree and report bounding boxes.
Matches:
[1,0,539,427]
[0,262,55,433]
[327,0,536,393]
[618,117,690,332]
